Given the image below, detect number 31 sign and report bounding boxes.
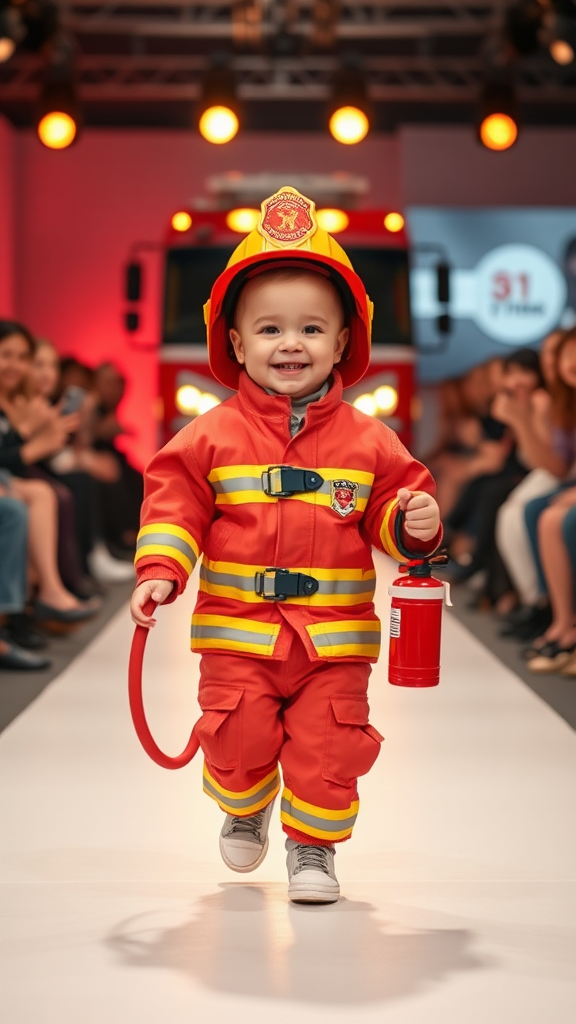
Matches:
[475,244,567,344]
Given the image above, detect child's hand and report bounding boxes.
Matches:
[397,488,440,543]
[130,579,174,627]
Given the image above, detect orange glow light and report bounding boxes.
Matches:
[329,106,369,145]
[383,212,405,233]
[171,211,193,232]
[550,39,574,66]
[226,208,260,233]
[38,111,77,150]
[479,112,518,152]
[199,105,239,144]
[0,37,16,64]
[316,209,349,233]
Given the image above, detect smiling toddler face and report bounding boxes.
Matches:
[229,269,349,400]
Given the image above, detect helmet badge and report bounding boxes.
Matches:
[258,186,318,248]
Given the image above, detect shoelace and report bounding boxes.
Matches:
[294,844,332,875]
[225,810,265,840]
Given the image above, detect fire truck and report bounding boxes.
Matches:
[126,174,416,450]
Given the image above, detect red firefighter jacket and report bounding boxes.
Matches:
[135,369,441,662]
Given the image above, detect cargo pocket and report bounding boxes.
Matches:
[196,684,244,770]
[322,694,384,787]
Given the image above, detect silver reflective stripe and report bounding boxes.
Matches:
[388,585,444,601]
[191,624,278,647]
[201,563,375,597]
[212,475,371,501]
[203,772,279,810]
[212,476,262,494]
[136,531,197,565]
[281,796,357,833]
[311,629,381,649]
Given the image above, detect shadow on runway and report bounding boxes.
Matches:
[107,882,485,1005]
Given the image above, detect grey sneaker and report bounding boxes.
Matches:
[219,801,275,873]
[286,839,340,903]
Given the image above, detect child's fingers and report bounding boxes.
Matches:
[396,487,412,510]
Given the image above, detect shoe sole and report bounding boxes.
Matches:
[288,884,340,904]
[527,653,575,673]
[219,835,269,874]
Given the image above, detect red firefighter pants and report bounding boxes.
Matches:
[195,624,383,845]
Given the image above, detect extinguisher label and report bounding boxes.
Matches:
[390,607,401,638]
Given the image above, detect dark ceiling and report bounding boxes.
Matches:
[0,1,575,130]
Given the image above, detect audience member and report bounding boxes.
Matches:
[0,481,51,670]
[495,331,565,640]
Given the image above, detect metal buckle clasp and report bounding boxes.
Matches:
[261,467,285,497]
[254,568,284,600]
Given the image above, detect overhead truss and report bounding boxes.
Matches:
[1,53,574,103]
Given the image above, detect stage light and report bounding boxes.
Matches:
[197,60,241,144]
[328,61,371,145]
[38,111,76,149]
[353,393,377,417]
[175,384,201,414]
[36,78,81,150]
[374,385,398,415]
[479,113,518,151]
[226,208,260,233]
[383,212,405,233]
[329,106,369,145]
[477,82,519,152]
[0,36,16,62]
[316,209,349,233]
[199,105,239,144]
[171,211,193,232]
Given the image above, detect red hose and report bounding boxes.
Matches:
[128,599,200,769]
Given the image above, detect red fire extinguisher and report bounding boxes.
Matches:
[388,555,451,688]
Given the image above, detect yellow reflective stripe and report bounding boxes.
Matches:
[307,619,381,658]
[380,498,404,560]
[209,464,373,510]
[135,523,200,575]
[192,613,280,635]
[199,559,376,606]
[204,764,279,801]
[135,544,193,575]
[280,787,359,841]
[209,465,374,486]
[138,522,199,555]
[203,765,280,815]
[191,613,280,655]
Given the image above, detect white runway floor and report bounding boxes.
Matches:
[1,553,575,1023]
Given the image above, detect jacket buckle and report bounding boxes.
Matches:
[261,466,324,498]
[254,568,319,601]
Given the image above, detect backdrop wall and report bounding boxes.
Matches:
[3,117,575,466]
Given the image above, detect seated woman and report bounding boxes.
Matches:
[494,330,565,641]
[0,321,98,625]
[520,327,576,670]
[30,342,134,584]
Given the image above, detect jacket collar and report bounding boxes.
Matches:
[236,368,344,431]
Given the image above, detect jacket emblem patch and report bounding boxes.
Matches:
[259,187,317,247]
[330,479,359,517]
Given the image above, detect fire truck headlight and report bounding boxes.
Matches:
[226,208,260,233]
[383,212,405,233]
[175,384,201,414]
[172,211,192,232]
[316,209,349,233]
[353,393,378,417]
[374,385,398,415]
[197,392,221,414]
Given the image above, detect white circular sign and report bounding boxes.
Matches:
[474,243,567,345]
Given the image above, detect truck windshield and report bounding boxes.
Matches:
[163,245,412,347]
